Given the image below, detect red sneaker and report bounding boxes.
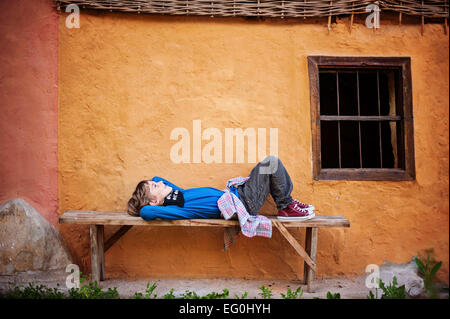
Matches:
[277,202,315,221]
[292,198,315,211]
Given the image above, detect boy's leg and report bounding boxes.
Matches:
[237,155,293,215]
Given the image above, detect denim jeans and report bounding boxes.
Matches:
[237,155,293,216]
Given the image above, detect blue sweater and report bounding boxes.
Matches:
[139,176,240,221]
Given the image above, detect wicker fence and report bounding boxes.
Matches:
[54,0,448,18]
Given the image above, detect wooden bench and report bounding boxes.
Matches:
[59,210,350,292]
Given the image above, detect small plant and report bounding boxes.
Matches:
[202,289,229,299]
[132,282,158,299]
[280,286,304,299]
[144,282,158,299]
[1,283,66,299]
[234,291,249,299]
[68,280,119,299]
[312,291,341,299]
[415,254,442,298]
[326,291,341,299]
[366,276,408,299]
[380,276,408,299]
[131,291,144,299]
[1,277,120,299]
[366,290,378,299]
[258,285,273,299]
[67,272,119,299]
[163,288,176,299]
[180,289,200,299]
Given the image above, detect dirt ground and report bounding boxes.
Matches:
[0,270,374,299]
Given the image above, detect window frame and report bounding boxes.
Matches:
[308,56,415,181]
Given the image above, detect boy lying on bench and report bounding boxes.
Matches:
[127,155,315,223]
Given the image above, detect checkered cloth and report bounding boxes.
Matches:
[218,177,272,251]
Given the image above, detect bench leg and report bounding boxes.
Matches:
[90,224,105,282]
[304,227,318,293]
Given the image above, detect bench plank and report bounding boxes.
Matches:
[61,210,349,292]
[59,210,350,228]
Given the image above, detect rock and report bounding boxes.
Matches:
[379,257,425,297]
[0,198,72,275]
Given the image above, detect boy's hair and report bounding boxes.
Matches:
[127,180,151,216]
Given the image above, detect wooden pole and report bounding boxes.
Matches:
[349,2,354,34]
[90,225,105,282]
[421,1,425,35]
[328,1,333,33]
[304,227,318,292]
[98,225,105,281]
[445,1,449,34]
[304,0,306,19]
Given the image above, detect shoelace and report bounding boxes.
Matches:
[291,202,308,213]
[292,198,311,208]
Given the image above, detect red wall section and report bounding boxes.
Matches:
[0,0,59,225]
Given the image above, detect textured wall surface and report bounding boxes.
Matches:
[0,0,59,225]
[57,11,449,281]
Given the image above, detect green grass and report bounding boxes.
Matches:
[2,258,447,300]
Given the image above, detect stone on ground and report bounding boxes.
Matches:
[379,257,425,297]
[0,198,72,276]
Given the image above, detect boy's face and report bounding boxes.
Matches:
[146,181,172,206]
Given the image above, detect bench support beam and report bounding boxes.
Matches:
[90,225,105,283]
[90,225,134,281]
[273,220,316,271]
[105,225,133,252]
[273,221,318,292]
[304,227,318,292]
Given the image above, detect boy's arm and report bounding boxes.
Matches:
[140,205,188,221]
[151,176,184,191]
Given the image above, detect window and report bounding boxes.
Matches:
[308,56,415,181]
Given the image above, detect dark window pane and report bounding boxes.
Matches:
[379,72,391,116]
[320,121,339,168]
[340,121,360,168]
[359,72,379,116]
[361,121,381,168]
[393,71,402,117]
[380,121,396,168]
[338,72,358,115]
[319,72,338,115]
[395,120,405,169]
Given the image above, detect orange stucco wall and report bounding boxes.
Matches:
[57,10,449,282]
[0,0,58,225]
